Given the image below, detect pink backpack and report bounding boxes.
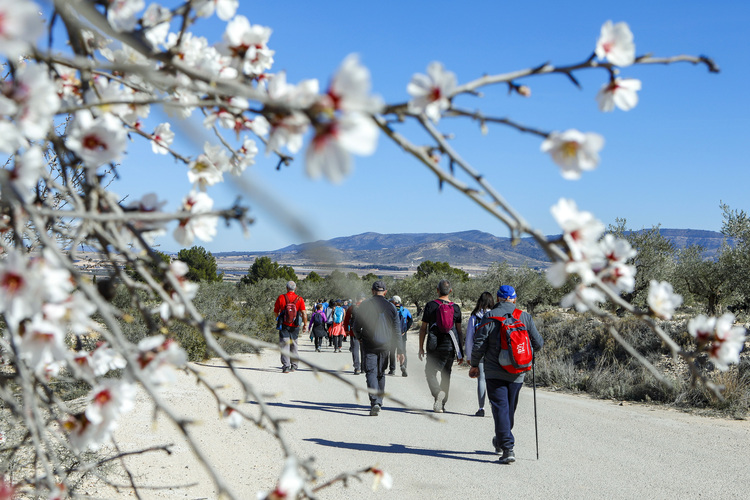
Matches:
[434,300,455,334]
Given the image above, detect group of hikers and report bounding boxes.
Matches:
[273,278,543,465]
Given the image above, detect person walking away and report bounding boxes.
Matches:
[273,281,307,373]
[309,304,328,352]
[344,294,366,375]
[329,300,346,352]
[470,285,543,464]
[386,296,413,377]
[464,291,495,417]
[353,281,404,416]
[325,299,335,347]
[418,279,464,413]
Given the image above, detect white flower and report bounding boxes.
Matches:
[231,137,259,175]
[598,261,636,294]
[174,191,218,246]
[596,20,635,67]
[16,315,68,379]
[407,62,457,123]
[4,64,61,141]
[267,111,310,155]
[372,468,393,491]
[561,285,606,312]
[135,334,188,384]
[541,130,604,179]
[142,3,171,48]
[85,380,136,425]
[688,314,715,343]
[306,112,379,183]
[599,234,637,264]
[66,111,128,169]
[712,314,747,371]
[220,404,243,429]
[551,198,605,262]
[221,15,275,75]
[0,249,43,327]
[151,123,175,154]
[647,280,683,320]
[258,457,304,500]
[0,121,26,153]
[72,342,126,378]
[596,78,641,112]
[194,0,238,21]
[9,146,44,202]
[107,0,145,32]
[0,0,45,58]
[326,54,383,114]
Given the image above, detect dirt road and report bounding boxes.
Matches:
[96,336,750,499]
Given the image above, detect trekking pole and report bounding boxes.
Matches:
[532,355,539,460]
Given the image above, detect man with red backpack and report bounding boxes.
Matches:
[418,279,464,414]
[273,281,308,373]
[469,285,543,465]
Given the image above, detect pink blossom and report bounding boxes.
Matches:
[596,21,636,67]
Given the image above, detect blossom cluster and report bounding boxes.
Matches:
[689,314,747,371]
[546,199,637,312]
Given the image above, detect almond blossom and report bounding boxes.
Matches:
[174,191,218,247]
[595,21,636,67]
[16,316,67,379]
[65,110,128,169]
[151,122,175,154]
[688,315,716,343]
[551,198,605,261]
[220,404,243,429]
[8,146,44,202]
[407,62,457,123]
[220,15,275,76]
[0,249,44,328]
[541,130,604,179]
[259,457,305,500]
[72,342,127,378]
[66,379,136,451]
[106,0,145,32]
[561,284,606,312]
[647,280,683,319]
[306,112,379,183]
[142,3,171,48]
[194,0,238,21]
[596,78,642,112]
[0,63,61,141]
[0,0,44,58]
[712,313,747,371]
[230,137,259,175]
[135,334,187,385]
[325,54,384,114]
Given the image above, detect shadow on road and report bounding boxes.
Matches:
[245,399,426,418]
[305,438,498,464]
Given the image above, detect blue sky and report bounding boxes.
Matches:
[105,0,749,252]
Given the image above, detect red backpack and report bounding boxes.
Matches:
[434,300,455,334]
[486,309,533,374]
[281,294,301,327]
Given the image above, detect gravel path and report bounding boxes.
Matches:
[92,336,750,499]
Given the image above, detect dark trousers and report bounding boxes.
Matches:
[332,335,343,350]
[314,335,323,350]
[424,349,454,403]
[487,378,523,451]
[364,349,388,406]
[349,336,361,371]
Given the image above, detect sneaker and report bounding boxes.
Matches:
[498,449,516,464]
[370,404,381,416]
[475,408,485,417]
[282,367,290,374]
[290,366,297,372]
[353,369,361,375]
[491,437,501,455]
[315,348,320,352]
[387,370,396,376]
[401,370,408,377]
[433,391,446,413]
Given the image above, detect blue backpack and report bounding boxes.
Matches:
[333,306,344,324]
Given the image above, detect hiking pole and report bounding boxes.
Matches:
[532,355,539,460]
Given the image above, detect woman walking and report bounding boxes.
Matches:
[309,304,328,352]
[465,292,495,417]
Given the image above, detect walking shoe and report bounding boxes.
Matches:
[401,369,408,377]
[315,348,320,352]
[370,404,381,416]
[353,369,361,375]
[433,391,446,413]
[475,408,485,417]
[290,366,297,372]
[498,449,516,464]
[282,367,290,374]
[491,437,501,455]
[387,370,396,376]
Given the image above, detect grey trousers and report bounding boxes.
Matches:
[425,349,454,403]
[364,350,388,406]
[279,327,299,370]
[349,336,362,371]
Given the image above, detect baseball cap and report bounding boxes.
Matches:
[497,285,516,300]
[372,280,386,291]
[391,295,402,304]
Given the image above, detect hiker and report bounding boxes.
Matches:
[329,300,346,352]
[273,281,307,373]
[308,304,328,352]
[385,295,413,377]
[418,279,464,413]
[325,299,335,347]
[352,281,404,416]
[344,293,366,375]
[470,285,543,464]
[464,291,495,417]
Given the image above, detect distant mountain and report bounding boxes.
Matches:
[215,229,730,274]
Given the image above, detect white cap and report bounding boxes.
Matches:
[391,295,401,304]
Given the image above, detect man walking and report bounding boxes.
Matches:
[386,296,413,377]
[273,281,307,373]
[343,293,366,375]
[418,279,464,413]
[470,285,543,464]
[353,281,404,416]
